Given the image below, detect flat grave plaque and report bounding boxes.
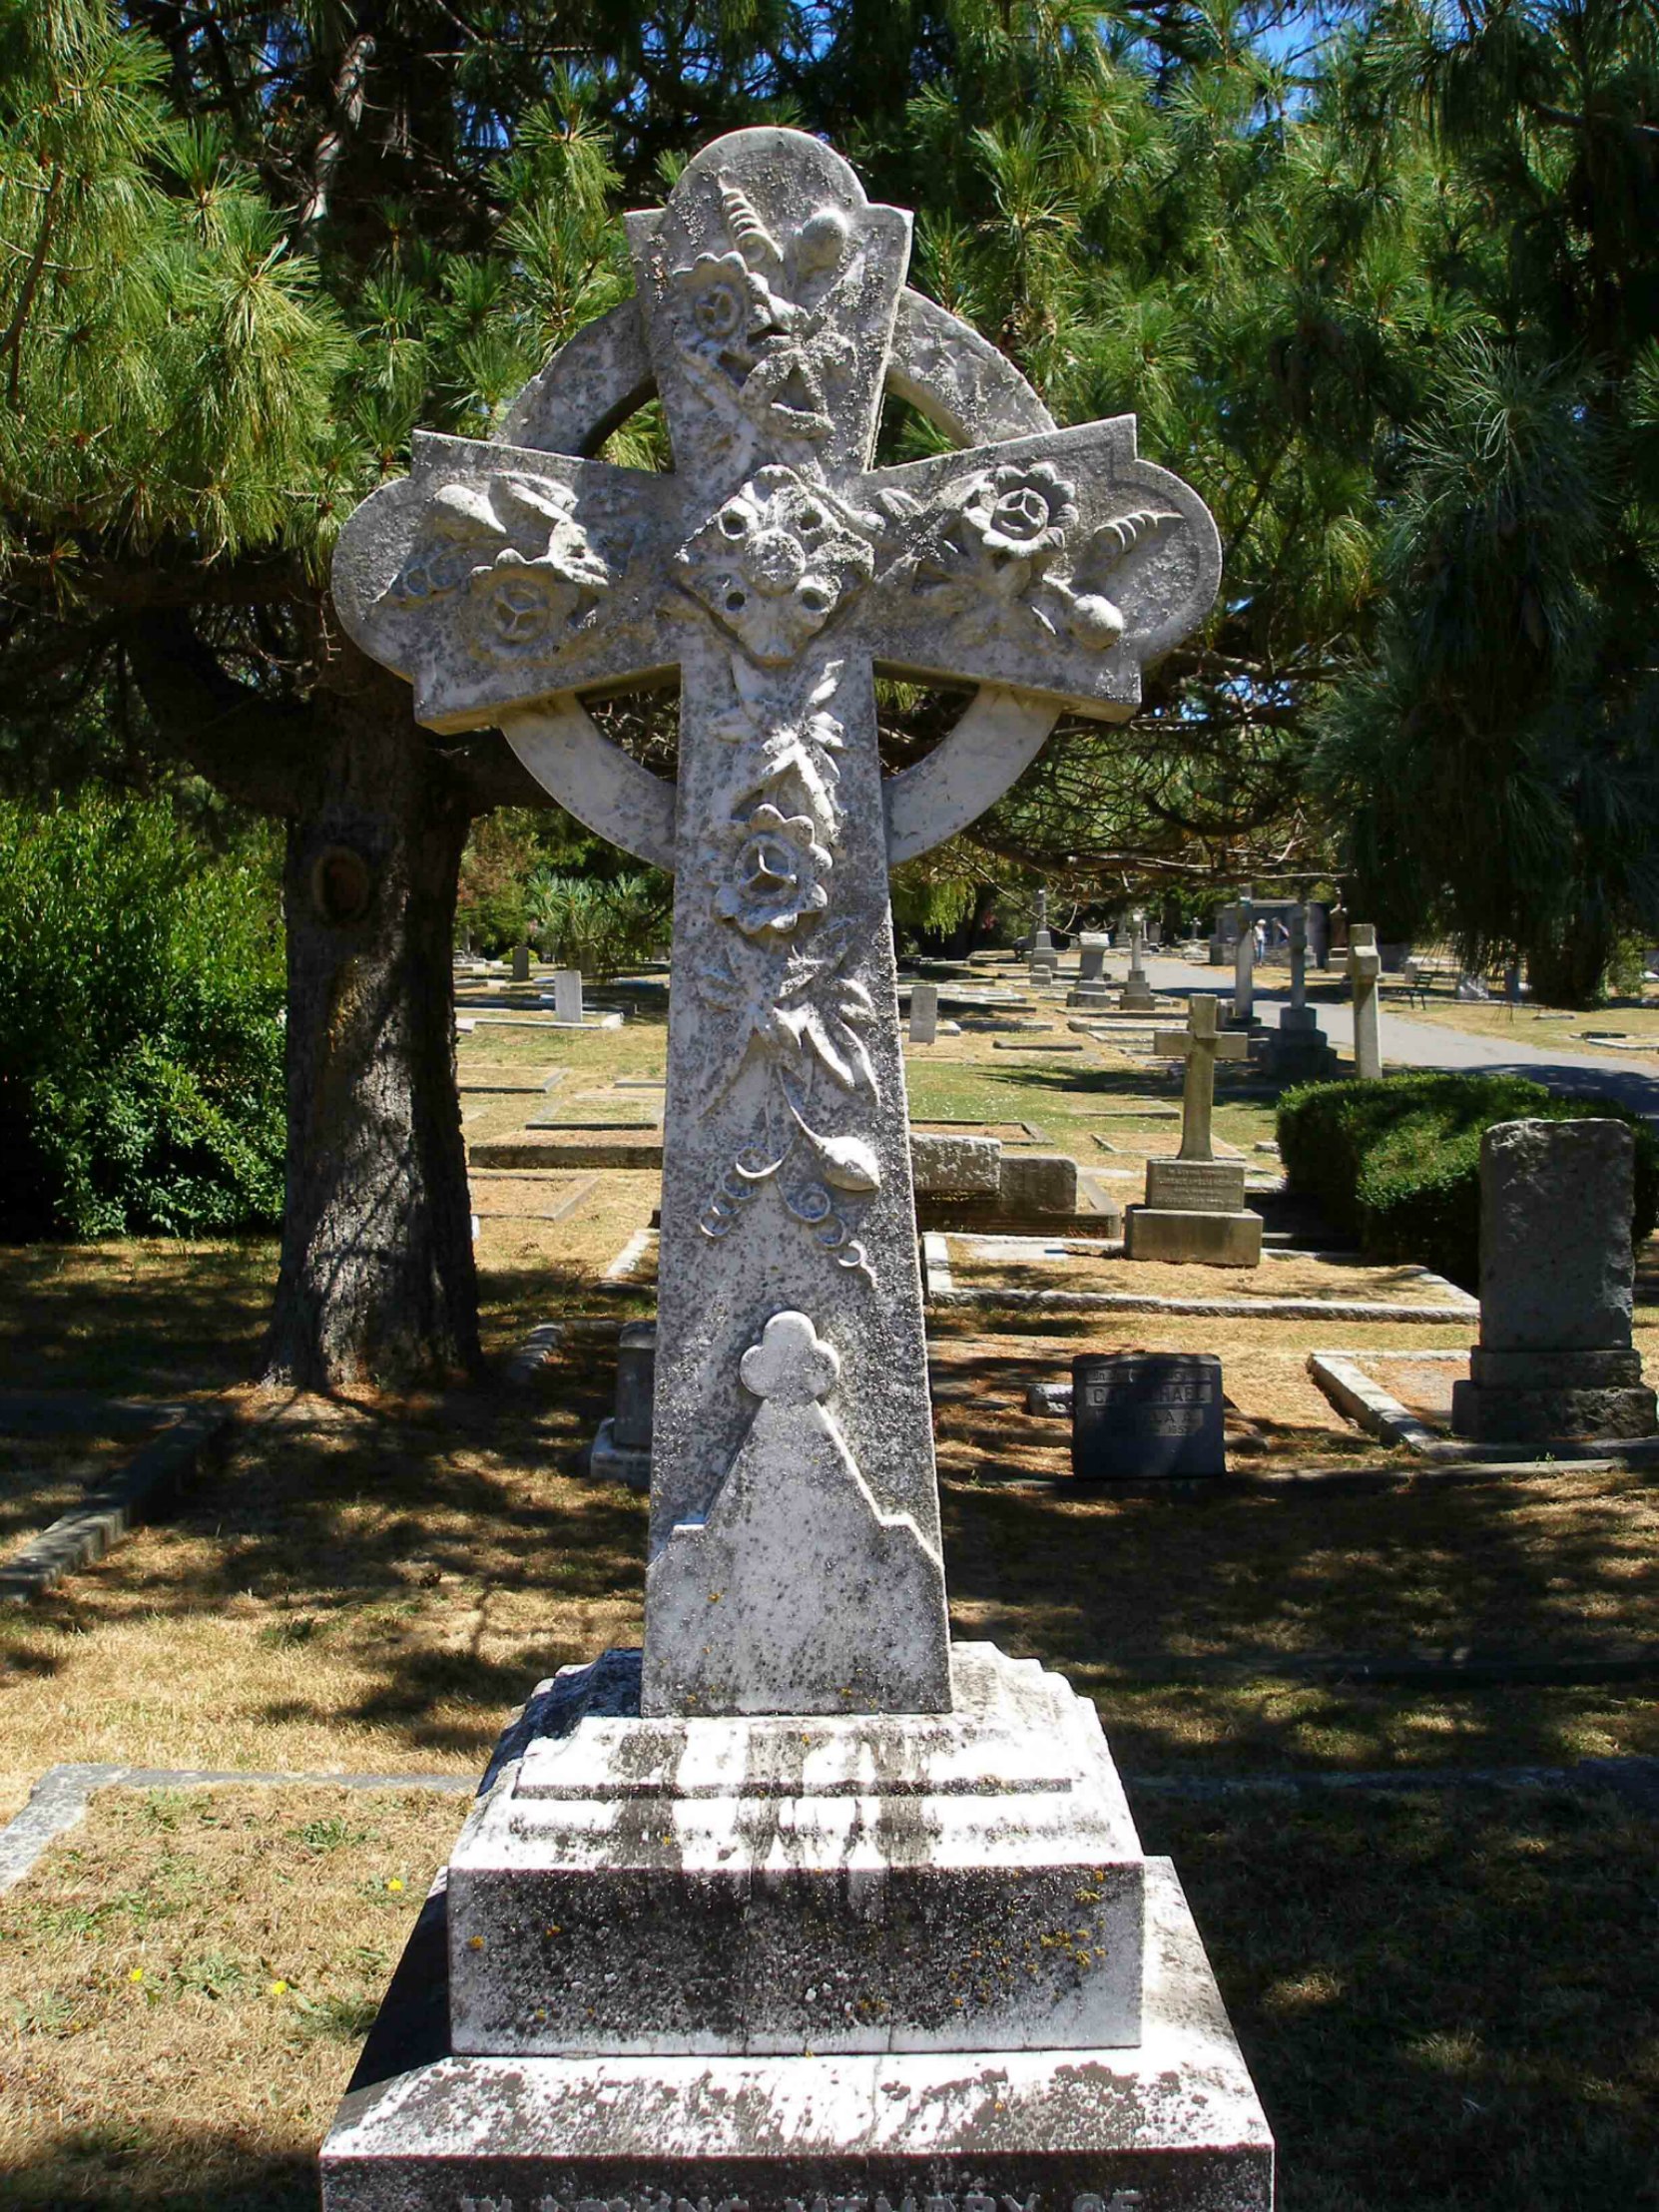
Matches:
[1072,1352,1225,1478]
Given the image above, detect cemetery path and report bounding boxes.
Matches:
[1144,956,1659,1119]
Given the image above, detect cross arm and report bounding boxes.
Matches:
[1214,1033,1252,1059]
[850,417,1221,720]
[331,430,685,735]
[1153,1029,1193,1056]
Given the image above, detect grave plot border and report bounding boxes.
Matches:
[1308,1349,1659,1465]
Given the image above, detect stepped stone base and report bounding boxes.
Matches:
[1125,1207,1263,1267]
[1450,1379,1658,1442]
[445,1644,1144,2058]
[320,1857,1273,2212]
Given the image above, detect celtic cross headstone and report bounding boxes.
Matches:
[322,127,1270,2212]
[335,127,1219,1718]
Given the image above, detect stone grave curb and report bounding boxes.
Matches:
[502,1321,565,1388]
[928,1286,1477,1323]
[0,1764,476,1898]
[1307,1349,1659,1465]
[0,1402,231,1606]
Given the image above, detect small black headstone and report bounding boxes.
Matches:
[1071,1352,1226,1478]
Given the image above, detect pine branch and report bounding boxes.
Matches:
[124,613,316,815]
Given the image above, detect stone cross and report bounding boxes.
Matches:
[333,128,1219,1719]
[1155,995,1248,1162]
[1349,921,1382,1078]
[1031,885,1054,953]
[1233,900,1256,1024]
[1288,903,1308,1010]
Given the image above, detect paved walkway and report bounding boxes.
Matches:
[1143,957,1659,1119]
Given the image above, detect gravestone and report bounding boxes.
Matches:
[1349,922,1382,1078]
[1450,1119,1658,1443]
[590,1321,656,1489]
[1125,995,1262,1265]
[1119,908,1156,1011]
[511,939,532,982]
[1230,900,1261,1029]
[1027,885,1060,983]
[909,979,938,1041]
[323,127,1267,2212]
[552,967,584,1023]
[1264,903,1337,1080]
[1073,1352,1225,1478]
[1069,930,1112,1007]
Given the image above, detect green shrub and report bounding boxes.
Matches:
[0,792,285,1239]
[1276,1071,1659,1290]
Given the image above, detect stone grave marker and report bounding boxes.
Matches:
[552,967,584,1023]
[511,939,532,982]
[1230,899,1259,1028]
[323,125,1266,2212]
[1125,995,1263,1265]
[909,978,938,1041]
[1073,1351,1225,1478]
[1264,902,1336,1080]
[1349,921,1382,1077]
[1451,1118,1658,1443]
[591,1320,656,1489]
[1119,908,1156,1011]
[1027,884,1060,982]
[1070,929,1112,1007]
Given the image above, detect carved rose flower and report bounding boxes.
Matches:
[716,803,831,939]
[675,251,774,352]
[963,461,1078,560]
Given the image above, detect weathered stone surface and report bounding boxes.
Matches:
[908,981,938,1042]
[1477,1118,1636,1350]
[998,1152,1079,1216]
[1125,1209,1263,1267]
[1451,1117,1656,1445]
[1349,923,1382,1079]
[1072,1354,1225,1479]
[511,942,531,981]
[336,127,1219,1716]
[1145,1158,1247,1212]
[448,1642,1143,2056]
[320,1857,1273,2212]
[613,1322,657,1450]
[1449,1381,1659,1442]
[1469,1345,1642,1388]
[641,1314,951,1715]
[1078,932,1109,980]
[553,968,584,1023]
[910,1132,1003,1197]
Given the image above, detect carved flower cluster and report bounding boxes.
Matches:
[675,250,778,360]
[962,461,1078,562]
[383,472,613,659]
[715,803,831,939]
[676,466,874,665]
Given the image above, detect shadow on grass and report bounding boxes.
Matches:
[1,2143,316,2211]
[1148,1786,1659,2212]
[0,1240,275,1396]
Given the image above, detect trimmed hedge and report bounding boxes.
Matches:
[1276,1071,1659,1292]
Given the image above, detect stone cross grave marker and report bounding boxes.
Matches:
[1289,902,1308,1007]
[1162,993,1248,1163]
[1350,920,1383,1078]
[1232,897,1257,1025]
[334,127,1219,1718]
[1120,905,1156,1010]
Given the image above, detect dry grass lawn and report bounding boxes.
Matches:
[0,1783,458,2209]
[945,1245,1468,1307]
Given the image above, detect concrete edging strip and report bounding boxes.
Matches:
[0,1406,231,1606]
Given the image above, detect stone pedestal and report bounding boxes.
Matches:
[1262,1006,1336,1081]
[1124,1159,1263,1268]
[1118,977,1158,1012]
[320,1646,1273,2212]
[1450,1119,1657,1444]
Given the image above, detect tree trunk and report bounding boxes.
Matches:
[263,656,483,1389]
